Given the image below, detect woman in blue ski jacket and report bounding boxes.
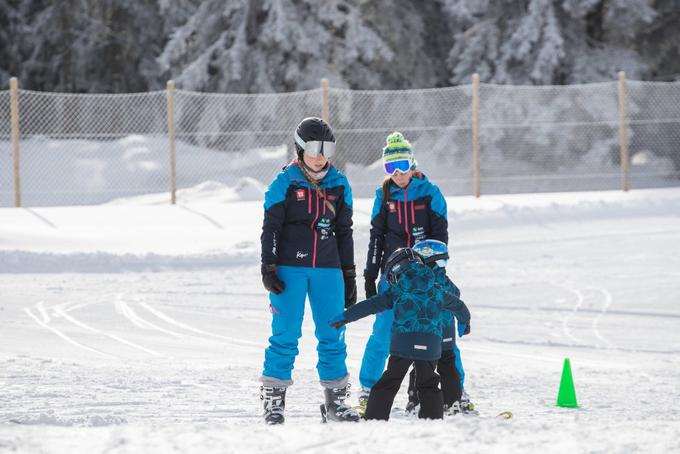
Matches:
[259,117,360,425]
[358,132,452,405]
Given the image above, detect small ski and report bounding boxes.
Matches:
[459,409,512,419]
[496,411,513,419]
[443,407,512,419]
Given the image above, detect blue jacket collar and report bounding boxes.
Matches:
[387,172,430,197]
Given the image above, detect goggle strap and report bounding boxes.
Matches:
[294,131,307,149]
[422,253,449,264]
[384,153,413,161]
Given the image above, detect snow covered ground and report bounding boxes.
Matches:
[1,187,680,453]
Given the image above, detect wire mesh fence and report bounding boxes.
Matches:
[478,82,622,193]
[1,76,679,207]
[329,86,473,196]
[172,88,322,200]
[627,80,680,186]
[8,90,168,206]
[0,90,11,207]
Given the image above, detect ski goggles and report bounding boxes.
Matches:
[413,239,449,268]
[295,132,336,158]
[383,159,413,175]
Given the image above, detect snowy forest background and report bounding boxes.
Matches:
[1,0,679,94]
[1,0,680,206]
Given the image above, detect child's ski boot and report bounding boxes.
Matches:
[353,387,370,417]
[444,400,462,416]
[460,390,477,415]
[405,388,419,415]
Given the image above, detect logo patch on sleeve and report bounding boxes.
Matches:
[296,189,306,201]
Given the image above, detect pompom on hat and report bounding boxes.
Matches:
[382,132,417,171]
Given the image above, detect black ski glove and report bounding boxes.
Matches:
[261,264,285,295]
[363,270,378,299]
[342,266,357,308]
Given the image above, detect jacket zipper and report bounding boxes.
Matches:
[404,187,410,246]
[311,189,319,268]
[307,188,312,214]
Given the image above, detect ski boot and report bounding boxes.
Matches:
[460,390,477,414]
[444,400,462,416]
[354,386,370,417]
[405,388,419,415]
[260,385,286,425]
[320,384,361,423]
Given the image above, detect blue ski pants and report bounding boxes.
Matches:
[262,266,348,383]
[359,276,466,389]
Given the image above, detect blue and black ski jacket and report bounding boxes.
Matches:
[338,262,470,361]
[365,173,448,278]
[261,161,354,269]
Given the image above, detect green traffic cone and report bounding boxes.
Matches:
[556,357,579,408]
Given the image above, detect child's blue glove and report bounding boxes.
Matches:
[329,314,347,329]
[457,321,470,337]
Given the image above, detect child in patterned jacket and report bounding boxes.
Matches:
[330,247,471,420]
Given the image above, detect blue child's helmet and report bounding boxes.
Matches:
[413,239,449,268]
[385,247,424,285]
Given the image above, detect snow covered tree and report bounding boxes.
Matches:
[443,0,670,86]
[0,0,678,92]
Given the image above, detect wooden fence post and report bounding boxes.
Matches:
[321,78,329,122]
[472,73,481,198]
[10,77,21,207]
[617,71,630,192]
[167,80,177,205]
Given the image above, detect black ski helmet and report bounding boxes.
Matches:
[385,247,424,285]
[294,117,335,159]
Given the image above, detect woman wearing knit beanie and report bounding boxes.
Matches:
[357,132,470,415]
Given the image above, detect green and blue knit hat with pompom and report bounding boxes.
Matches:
[382,131,416,170]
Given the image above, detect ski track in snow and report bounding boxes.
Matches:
[52,301,162,357]
[24,295,267,357]
[35,301,50,324]
[114,295,183,338]
[139,302,263,349]
[558,283,586,345]
[555,283,614,349]
[23,305,113,358]
[589,287,613,348]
